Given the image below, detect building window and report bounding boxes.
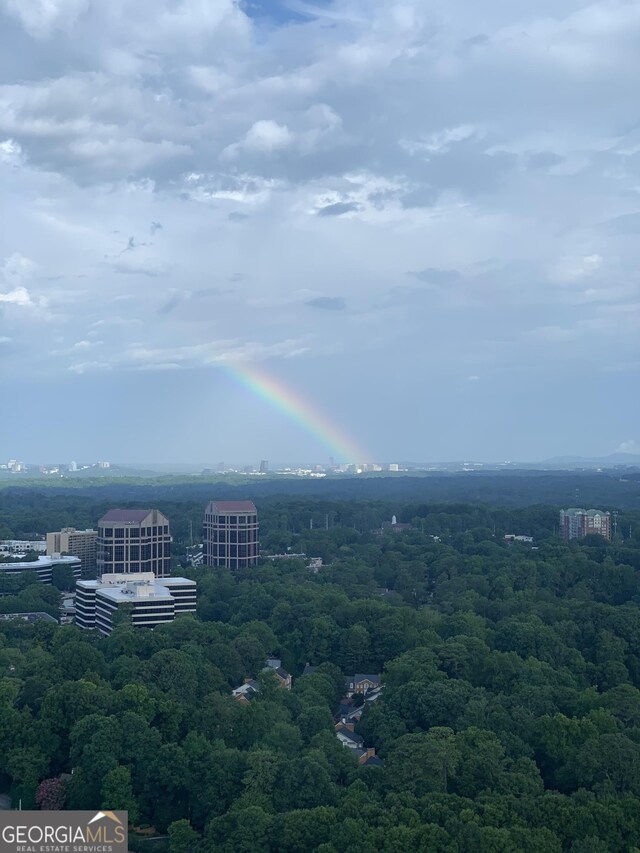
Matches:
[115,528,125,538]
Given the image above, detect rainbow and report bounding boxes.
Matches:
[221,361,366,463]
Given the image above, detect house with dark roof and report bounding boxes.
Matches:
[335,723,364,749]
[345,674,382,697]
[232,678,260,704]
[362,753,384,767]
[263,658,292,689]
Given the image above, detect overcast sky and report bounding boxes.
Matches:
[1,0,639,464]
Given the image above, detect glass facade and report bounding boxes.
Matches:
[203,503,259,570]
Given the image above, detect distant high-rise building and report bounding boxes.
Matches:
[47,528,97,576]
[97,509,171,577]
[203,501,259,570]
[69,461,78,472]
[259,460,269,474]
[559,508,611,541]
[217,462,226,473]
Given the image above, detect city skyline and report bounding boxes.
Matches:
[0,0,639,461]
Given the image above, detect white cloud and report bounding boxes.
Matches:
[0,138,22,165]
[0,0,639,462]
[222,120,293,159]
[0,286,34,306]
[615,439,639,454]
[1,0,89,38]
[1,252,36,286]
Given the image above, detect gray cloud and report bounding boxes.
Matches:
[157,293,183,315]
[1,0,639,462]
[605,212,640,234]
[410,268,463,286]
[306,296,347,310]
[316,202,361,217]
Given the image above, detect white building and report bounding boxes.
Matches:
[0,540,47,556]
[0,555,81,584]
[75,572,196,634]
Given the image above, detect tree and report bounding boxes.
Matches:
[387,729,460,795]
[101,766,139,825]
[51,564,76,592]
[35,776,68,810]
[168,819,200,853]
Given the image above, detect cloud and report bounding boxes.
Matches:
[1,0,640,462]
[305,296,347,311]
[409,268,462,286]
[401,125,478,156]
[2,253,36,286]
[0,286,33,305]
[614,440,639,455]
[222,120,293,159]
[316,202,361,217]
[157,293,183,315]
[1,0,89,37]
[605,212,640,234]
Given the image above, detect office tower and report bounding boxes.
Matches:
[69,461,78,472]
[203,500,259,570]
[97,509,172,577]
[47,528,97,576]
[75,572,196,634]
[259,460,269,474]
[559,508,611,542]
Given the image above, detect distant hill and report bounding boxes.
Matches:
[539,453,640,468]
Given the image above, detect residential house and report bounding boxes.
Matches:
[335,723,364,750]
[263,658,292,689]
[345,674,382,697]
[232,679,260,705]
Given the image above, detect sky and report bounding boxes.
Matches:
[0,0,639,464]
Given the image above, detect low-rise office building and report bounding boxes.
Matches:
[0,540,47,556]
[75,572,196,634]
[0,555,81,585]
[47,528,97,576]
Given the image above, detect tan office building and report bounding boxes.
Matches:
[47,527,97,576]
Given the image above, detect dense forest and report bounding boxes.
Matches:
[2,479,640,851]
